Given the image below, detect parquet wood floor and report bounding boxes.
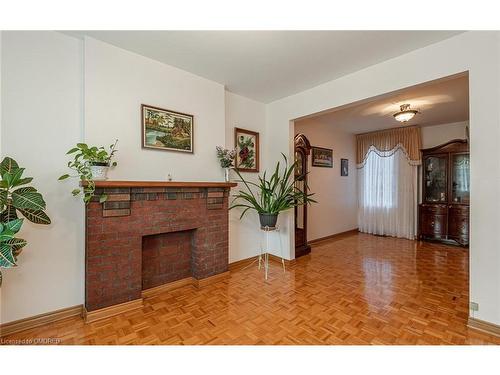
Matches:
[3,233,500,345]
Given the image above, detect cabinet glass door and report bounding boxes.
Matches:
[424,155,448,203]
[451,153,470,204]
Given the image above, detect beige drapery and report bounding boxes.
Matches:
[356,126,422,167]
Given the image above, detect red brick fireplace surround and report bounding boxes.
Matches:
[85,181,236,322]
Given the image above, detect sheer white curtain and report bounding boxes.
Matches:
[358,145,418,240]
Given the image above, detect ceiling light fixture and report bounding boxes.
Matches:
[393,104,419,122]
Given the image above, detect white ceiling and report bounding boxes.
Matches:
[69,31,463,103]
[296,73,469,134]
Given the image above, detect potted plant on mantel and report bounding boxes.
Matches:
[230,153,316,228]
[0,157,51,286]
[58,140,118,204]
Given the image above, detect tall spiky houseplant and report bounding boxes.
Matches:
[0,157,51,285]
[230,153,316,228]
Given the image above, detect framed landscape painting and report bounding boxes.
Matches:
[142,104,194,153]
[312,146,333,168]
[234,127,259,172]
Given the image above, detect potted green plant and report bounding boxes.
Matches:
[0,157,51,286]
[230,153,316,228]
[58,140,118,204]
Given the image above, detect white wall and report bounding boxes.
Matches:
[421,121,468,148]
[0,31,84,323]
[266,31,500,326]
[84,37,226,182]
[294,118,357,241]
[224,91,267,262]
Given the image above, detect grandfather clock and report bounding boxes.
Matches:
[294,133,311,258]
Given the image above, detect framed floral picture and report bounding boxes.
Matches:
[142,104,194,153]
[312,146,333,168]
[234,127,259,172]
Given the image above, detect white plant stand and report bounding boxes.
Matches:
[259,225,286,280]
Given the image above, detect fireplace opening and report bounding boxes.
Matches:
[142,229,194,290]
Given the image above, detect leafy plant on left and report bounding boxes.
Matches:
[0,157,51,286]
[58,140,118,204]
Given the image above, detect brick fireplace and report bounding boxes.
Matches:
[84,181,236,320]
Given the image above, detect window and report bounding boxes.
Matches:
[361,149,396,209]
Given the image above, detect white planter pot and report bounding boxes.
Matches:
[90,164,109,180]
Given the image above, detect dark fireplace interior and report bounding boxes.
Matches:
[142,230,194,290]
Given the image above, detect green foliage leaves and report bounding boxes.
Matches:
[1,204,18,222]
[0,158,50,225]
[5,218,23,234]
[17,209,51,225]
[12,190,46,211]
[1,168,34,190]
[0,243,16,267]
[59,140,118,204]
[0,190,7,207]
[0,156,50,285]
[67,141,118,164]
[66,147,80,155]
[6,238,28,255]
[230,153,316,220]
[0,221,28,286]
[0,157,19,176]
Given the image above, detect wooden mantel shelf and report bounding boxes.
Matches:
[91,180,237,188]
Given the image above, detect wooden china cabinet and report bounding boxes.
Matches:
[294,134,312,258]
[418,139,470,246]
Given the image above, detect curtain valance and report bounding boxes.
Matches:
[356,126,422,167]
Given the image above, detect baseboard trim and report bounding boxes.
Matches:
[229,256,259,271]
[268,253,296,265]
[229,254,295,271]
[309,229,359,245]
[468,317,500,338]
[195,271,230,287]
[0,304,83,337]
[84,299,144,323]
[142,271,231,299]
[142,277,194,298]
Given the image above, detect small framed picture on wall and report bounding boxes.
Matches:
[311,147,333,168]
[341,158,349,176]
[234,127,259,172]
